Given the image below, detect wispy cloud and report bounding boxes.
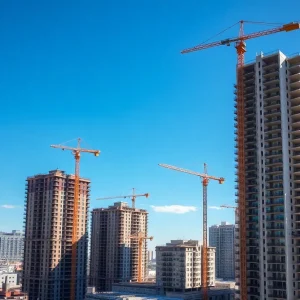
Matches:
[208,206,223,210]
[1,205,21,209]
[151,205,197,214]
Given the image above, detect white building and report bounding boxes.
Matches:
[235,51,300,299]
[0,273,19,288]
[156,240,215,292]
[209,222,235,280]
[0,231,24,261]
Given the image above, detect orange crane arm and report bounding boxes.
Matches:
[181,22,300,54]
[96,193,149,201]
[97,188,149,208]
[50,144,100,156]
[159,163,224,183]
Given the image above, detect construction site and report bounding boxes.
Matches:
[20,19,300,300]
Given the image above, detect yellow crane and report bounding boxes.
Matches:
[50,138,100,300]
[129,232,153,283]
[159,163,224,300]
[97,188,149,208]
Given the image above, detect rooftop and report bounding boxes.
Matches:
[85,292,181,300]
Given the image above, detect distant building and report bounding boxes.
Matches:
[23,170,90,300]
[89,202,149,291]
[0,231,24,261]
[147,250,154,261]
[0,274,26,299]
[0,273,19,288]
[156,240,216,292]
[209,222,235,280]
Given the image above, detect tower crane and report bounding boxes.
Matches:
[97,188,149,209]
[220,205,237,211]
[51,138,100,300]
[159,163,224,300]
[181,21,300,300]
[129,231,153,283]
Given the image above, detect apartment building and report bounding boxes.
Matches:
[235,51,300,299]
[23,170,90,300]
[209,222,235,280]
[156,240,215,292]
[89,202,149,291]
[0,231,24,261]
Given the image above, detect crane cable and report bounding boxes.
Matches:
[198,20,284,47]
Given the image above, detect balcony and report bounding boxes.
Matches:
[265,158,283,166]
[263,75,279,84]
[290,87,300,98]
[263,68,279,77]
[266,224,284,230]
[266,240,285,247]
[266,232,285,238]
[264,91,280,101]
[264,84,280,94]
[265,142,282,150]
[265,152,282,159]
[264,100,280,109]
[265,133,281,142]
[266,215,284,221]
[267,292,287,299]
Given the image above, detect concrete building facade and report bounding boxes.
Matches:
[235,51,300,299]
[89,202,149,291]
[0,273,19,288]
[0,231,24,261]
[209,222,235,280]
[156,240,216,292]
[23,170,90,300]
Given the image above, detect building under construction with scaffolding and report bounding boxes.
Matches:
[23,170,90,300]
[89,202,148,291]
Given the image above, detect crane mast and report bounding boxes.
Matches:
[129,232,153,283]
[181,20,300,300]
[51,138,100,300]
[159,163,224,300]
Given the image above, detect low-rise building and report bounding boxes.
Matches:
[0,279,27,299]
[0,274,20,289]
[0,289,28,300]
[156,240,216,292]
[0,231,24,261]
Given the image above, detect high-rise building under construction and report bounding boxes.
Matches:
[235,51,300,300]
[23,170,90,300]
[89,202,148,291]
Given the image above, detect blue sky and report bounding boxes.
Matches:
[0,0,300,249]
